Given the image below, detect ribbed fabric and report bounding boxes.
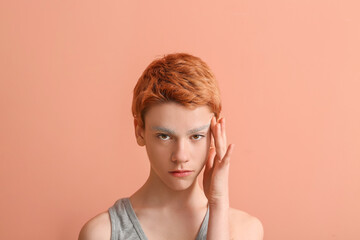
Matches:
[108,198,209,240]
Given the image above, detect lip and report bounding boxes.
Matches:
[169,170,194,177]
[169,170,193,173]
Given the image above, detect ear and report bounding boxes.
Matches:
[134,119,145,146]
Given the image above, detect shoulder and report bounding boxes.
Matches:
[229,208,264,240]
[78,211,111,240]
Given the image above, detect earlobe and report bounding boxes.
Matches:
[137,137,145,146]
[134,119,145,146]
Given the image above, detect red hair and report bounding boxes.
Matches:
[132,53,221,128]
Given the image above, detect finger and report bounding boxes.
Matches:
[210,135,215,149]
[214,119,226,159]
[205,147,216,171]
[220,118,227,146]
[210,116,216,149]
[219,143,234,165]
[209,116,220,163]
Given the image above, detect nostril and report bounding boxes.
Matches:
[171,151,189,163]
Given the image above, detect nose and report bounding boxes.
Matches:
[171,139,189,163]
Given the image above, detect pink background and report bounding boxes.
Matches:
[1,0,359,239]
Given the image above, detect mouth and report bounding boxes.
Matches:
[168,170,194,177]
[169,169,194,173]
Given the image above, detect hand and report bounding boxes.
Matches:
[203,116,235,207]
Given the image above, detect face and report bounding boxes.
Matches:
[135,102,213,191]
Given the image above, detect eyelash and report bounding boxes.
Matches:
[156,134,205,141]
[157,134,170,140]
[191,134,205,140]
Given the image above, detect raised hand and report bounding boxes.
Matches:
[203,116,235,207]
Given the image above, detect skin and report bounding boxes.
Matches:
[78,102,264,240]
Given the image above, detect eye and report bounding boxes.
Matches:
[157,133,170,141]
[191,134,205,140]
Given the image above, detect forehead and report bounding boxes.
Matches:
[144,102,213,130]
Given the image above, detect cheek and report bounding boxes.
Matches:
[145,141,171,163]
[192,139,210,162]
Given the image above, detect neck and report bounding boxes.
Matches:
[130,168,208,211]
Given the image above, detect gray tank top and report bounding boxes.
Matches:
[108,198,209,240]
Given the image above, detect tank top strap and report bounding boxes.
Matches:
[196,203,209,240]
[123,198,148,239]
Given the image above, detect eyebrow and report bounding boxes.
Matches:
[151,124,210,135]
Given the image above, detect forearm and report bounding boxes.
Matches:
[206,203,230,240]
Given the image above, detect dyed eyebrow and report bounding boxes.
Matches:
[151,124,210,135]
[186,124,210,135]
[151,126,176,135]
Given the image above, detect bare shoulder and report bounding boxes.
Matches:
[229,208,264,240]
[78,211,111,240]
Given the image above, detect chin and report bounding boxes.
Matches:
[165,178,197,192]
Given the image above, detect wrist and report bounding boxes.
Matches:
[208,200,229,210]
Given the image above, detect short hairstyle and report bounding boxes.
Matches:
[132,53,222,128]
